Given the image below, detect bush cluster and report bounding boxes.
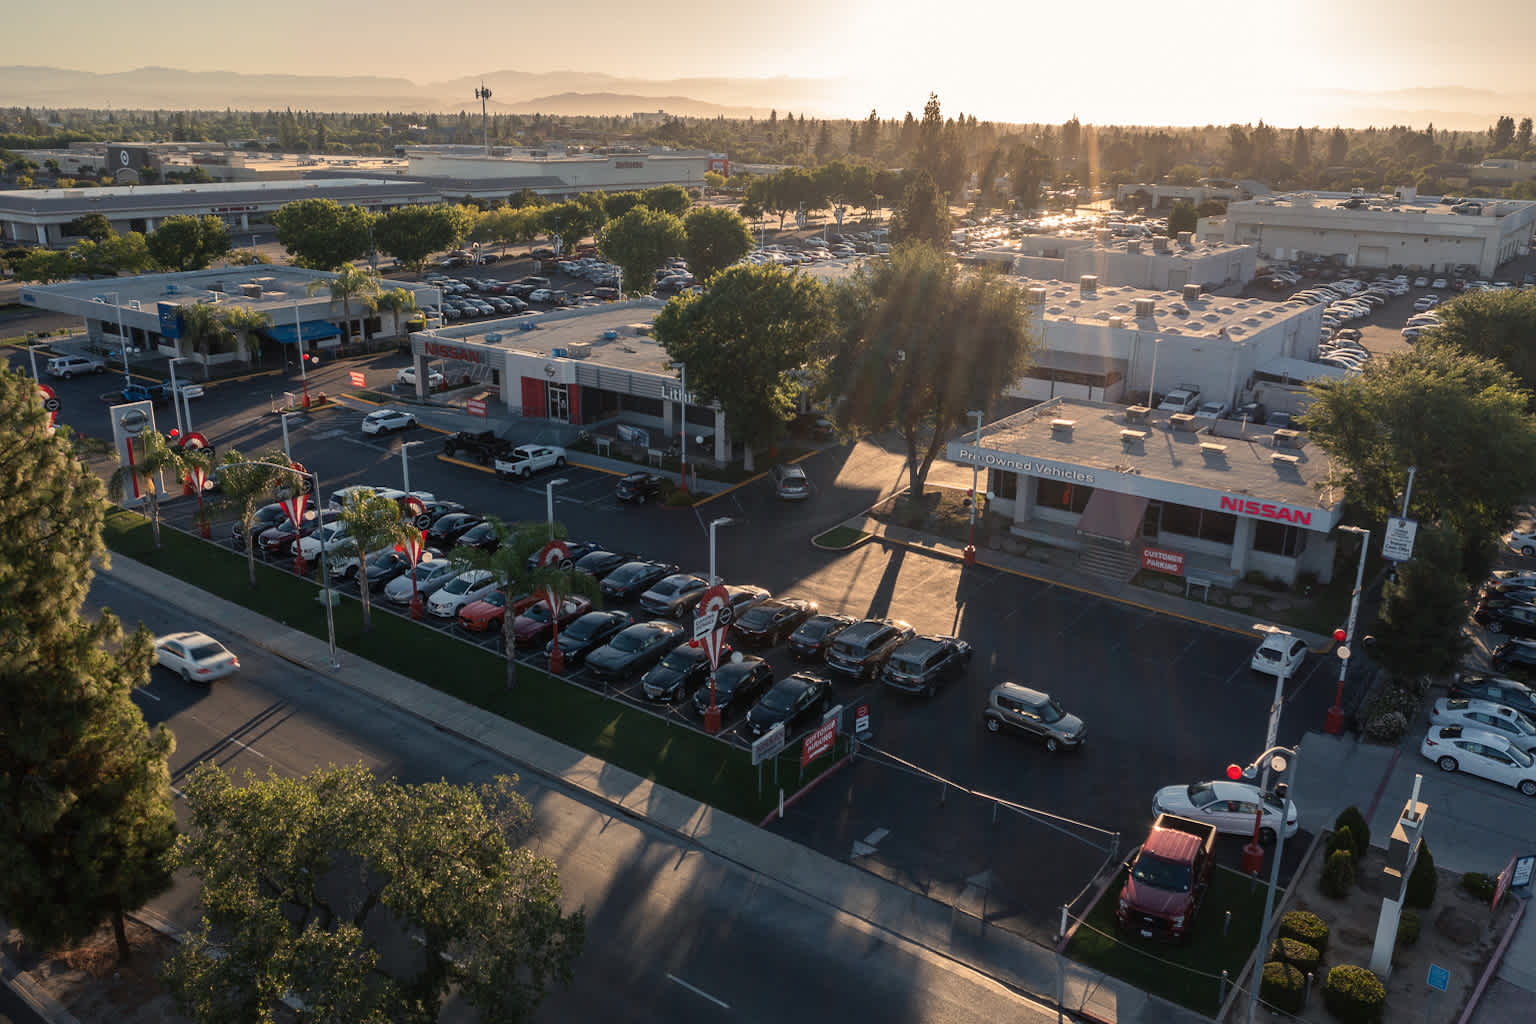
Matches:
[1270,935,1322,975]
[1334,807,1371,858]
[1261,960,1306,1014]
[1280,909,1330,954]
[1398,910,1421,946]
[1321,848,1358,898]
[1323,964,1386,1024]
[1405,840,1437,908]
[1326,826,1358,863]
[1462,872,1498,903]
[1363,709,1409,742]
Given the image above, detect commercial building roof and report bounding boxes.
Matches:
[1018,280,1314,341]
[420,300,669,374]
[0,177,437,217]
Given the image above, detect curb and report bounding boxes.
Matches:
[0,914,82,1024]
[1457,898,1527,1024]
[757,753,851,827]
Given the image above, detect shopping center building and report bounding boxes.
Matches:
[948,397,1345,585]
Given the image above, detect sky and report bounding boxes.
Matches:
[6,0,1536,128]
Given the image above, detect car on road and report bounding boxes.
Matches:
[640,642,718,702]
[744,672,831,738]
[1476,603,1536,637]
[1251,632,1307,676]
[512,595,593,648]
[396,366,445,389]
[425,512,486,549]
[585,620,685,681]
[361,407,418,435]
[601,560,679,602]
[575,549,635,580]
[1451,673,1536,719]
[1149,780,1299,844]
[1503,525,1536,557]
[1431,697,1536,752]
[731,598,818,648]
[1421,725,1536,796]
[825,618,916,680]
[771,463,812,500]
[494,445,567,479]
[615,472,666,504]
[546,610,633,668]
[982,682,1086,751]
[639,573,710,619]
[46,354,106,378]
[880,634,973,696]
[692,656,774,719]
[426,570,500,618]
[787,613,857,661]
[154,631,240,683]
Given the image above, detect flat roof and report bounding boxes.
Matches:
[422,300,670,374]
[1018,281,1313,340]
[973,397,1336,511]
[0,177,437,216]
[1237,191,1536,218]
[21,266,438,318]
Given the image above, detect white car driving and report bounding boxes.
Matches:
[362,407,418,435]
[155,631,240,683]
[1150,779,1299,844]
[1252,633,1307,676]
[426,569,500,618]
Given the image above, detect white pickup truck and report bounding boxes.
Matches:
[493,445,567,480]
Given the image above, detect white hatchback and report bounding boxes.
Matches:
[155,631,240,683]
[1251,633,1307,676]
[1421,725,1536,796]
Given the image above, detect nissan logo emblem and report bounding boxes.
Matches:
[120,408,149,436]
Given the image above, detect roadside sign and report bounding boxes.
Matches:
[1141,547,1185,576]
[694,584,731,669]
[37,383,60,428]
[855,703,871,738]
[349,371,365,388]
[536,540,571,570]
[1382,516,1418,562]
[693,609,719,641]
[1493,855,1517,911]
[1426,964,1449,993]
[751,723,786,765]
[466,397,487,417]
[1512,854,1535,891]
[801,718,837,768]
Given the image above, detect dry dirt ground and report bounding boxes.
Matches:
[4,918,191,1024]
[1276,840,1516,1023]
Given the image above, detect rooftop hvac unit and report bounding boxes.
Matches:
[1152,236,1170,252]
[566,341,592,359]
[1134,298,1156,317]
[1049,418,1076,433]
[601,329,619,340]
[1108,316,1125,328]
[1079,274,1098,297]
[1177,231,1193,246]
[1272,428,1301,449]
[1127,241,1142,255]
[1026,287,1047,305]
[240,284,262,299]
[1182,284,1203,302]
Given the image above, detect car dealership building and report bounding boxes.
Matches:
[948,397,1345,585]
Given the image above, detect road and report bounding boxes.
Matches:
[94,571,1062,1024]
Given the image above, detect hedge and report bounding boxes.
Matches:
[1280,909,1331,954]
[1260,960,1306,1014]
[1323,964,1386,1024]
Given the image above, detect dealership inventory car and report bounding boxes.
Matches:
[575,549,635,580]
[512,595,593,648]
[825,619,916,680]
[731,598,818,648]
[692,656,773,718]
[982,683,1085,752]
[584,620,685,680]
[1504,525,1536,557]
[1476,603,1536,637]
[425,512,486,549]
[744,672,831,738]
[426,570,500,618]
[1452,672,1536,719]
[1421,725,1536,796]
[787,613,856,661]
[1149,780,1298,844]
[1430,697,1536,752]
[640,642,718,702]
[458,590,539,633]
[879,635,973,696]
[361,407,418,435]
[601,560,679,602]
[546,610,633,667]
[385,559,458,605]
[154,631,240,683]
[639,573,710,619]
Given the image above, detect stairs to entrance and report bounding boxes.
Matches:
[1076,541,1141,586]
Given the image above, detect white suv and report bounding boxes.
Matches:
[1251,633,1307,676]
[46,354,105,378]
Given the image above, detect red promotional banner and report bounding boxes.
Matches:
[801,718,837,768]
[1141,547,1186,576]
[349,371,366,388]
[466,398,487,417]
[279,493,309,528]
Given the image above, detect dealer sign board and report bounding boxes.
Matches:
[1141,547,1186,576]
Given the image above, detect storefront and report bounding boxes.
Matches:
[948,397,1345,584]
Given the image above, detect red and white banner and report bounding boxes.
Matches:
[279,492,309,527]
[536,540,571,570]
[349,371,366,388]
[466,398,487,417]
[693,584,732,670]
[801,718,837,768]
[37,383,60,429]
[1141,547,1186,576]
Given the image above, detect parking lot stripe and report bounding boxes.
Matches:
[666,973,731,1010]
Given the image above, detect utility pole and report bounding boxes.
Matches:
[475,82,493,156]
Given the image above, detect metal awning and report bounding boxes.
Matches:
[266,322,341,345]
[1075,489,1148,544]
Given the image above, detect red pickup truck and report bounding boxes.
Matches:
[1116,813,1217,943]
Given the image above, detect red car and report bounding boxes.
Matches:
[258,508,338,556]
[512,595,594,647]
[457,590,539,633]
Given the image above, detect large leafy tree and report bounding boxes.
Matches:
[0,370,177,963]
[682,206,754,283]
[376,286,419,337]
[1009,145,1053,211]
[147,214,232,272]
[641,184,691,217]
[107,428,189,549]
[372,205,462,274]
[1166,199,1198,237]
[598,206,686,296]
[1424,289,1536,396]
[889,170,951,249]
[1303,340,1536,574]
[654,263,834,471]
[271,198,373,270]
[540,199,602,254]
[307,264,382,349]
[1369,523,1470,680]
[162,763,585,1024]
[829,244,1037,498]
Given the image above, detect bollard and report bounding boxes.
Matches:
[1223,909,1232,937]
[1305,971,1314,1008]
[940,781,948,805]
[778,787,784,820]
[992,801,999,825]
[1219,969,1228,1004]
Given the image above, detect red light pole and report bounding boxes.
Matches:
[963,409,984,565]
[1327,525,1370,735]
[1231,762,1266,875]
[397,529,428,621]
[547,589,567,675]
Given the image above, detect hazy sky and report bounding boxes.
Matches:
[7,0,1536,127]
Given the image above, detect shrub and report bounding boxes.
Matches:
[1398,910,1421,946]
[1270,936,1322,975]
[1334,806,1371,859]
[1321,848,1358,898]
[1405,840,1437,908]
[1364,710,1408,742]
[1324,964,1386,1024]
[1280,909,1330,955]
[1326,825,1357,862]
[1462,872,1498,903]
[663,488,696,507]
[1261,960,1306,1014]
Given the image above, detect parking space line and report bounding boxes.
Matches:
[666,973,731,1010]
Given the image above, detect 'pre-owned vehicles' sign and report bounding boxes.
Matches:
[952,446,1095,484]
[1218,496,1313,526]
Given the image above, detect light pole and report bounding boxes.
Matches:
[1146,336,1162,408]
[545,477,568,539]
[280,411,300,461]
[167,356,197,439]
[400,439,426,495]
[96,292,131,389]
[27,338,40,380]
[292,303,310,409]
[670,360,689,490]
[1245,623,1294,875]
[708,516,737,585]
[1327,525,1370,735]
[1242,745,1300,1024]
[964,408,984,565]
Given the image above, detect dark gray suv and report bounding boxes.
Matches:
[982,683,1086,753]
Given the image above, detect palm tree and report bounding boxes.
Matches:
[107,430,187,549]
[375,287,419,339]
[451,519,600,688]
[176,301,231,368]
[307,265,381,353]
[219,306,274,370]
[332,488,409,630]
[215,448,295,586]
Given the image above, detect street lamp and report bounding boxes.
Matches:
[26,337,41,381]
[670,361,688,491]
[545,477,568,539]
[400,439,426,495]
[1242,745,1300,1024]
[1327,525,1370,735]
[708,516,737,586]
[280,411,300,461]
[1245,623,1294,875]
[964,409,984,565]
[292,303,311,410]
[94,292,131,389]
[167,356,197,439]
[1146,336,1162,408]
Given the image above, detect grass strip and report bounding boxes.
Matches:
[103,508,827,821]
[812,525,869,550]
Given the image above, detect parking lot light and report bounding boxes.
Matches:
[400,439,426,495]
[1246,623,1294,873]
[708,516,738,586]
[546,477,569,539]
[964,409,984,565]
[1328,526,1370,735]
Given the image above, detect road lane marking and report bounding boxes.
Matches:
[666,973,731,1010]
[134,686,161,701]
[225,736,268,760]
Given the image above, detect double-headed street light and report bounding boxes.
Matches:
[670,361,688,490]
[1328,525,1371,734]
[546,477,569,539]
[400,439,427,496]
[708,516,737,586]
[964,409,984,565]
[167,356,198,439]
[1245,622,1294,875]
[1240,744,1300,1024]
[94,292,131,389]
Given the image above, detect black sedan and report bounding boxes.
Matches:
[787,613,856,661]
[1475,603,1536,637]
[744,672,831,738]
[640,642,717,702]
[232,502,287,542]
[585,620,685,681]
[426,512,485,548]
[1452,670,1536,718]
[356,549,416,591]
[880,635,973,696]
[527,540,601,570]
[602,560,679,602]
[616,472,666,504]
[732,598,818,648]
[692,657,774,718]
[456,520,501,553]
[546,610,633,668]
[419,500,466,526]
[575,549,637,580]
